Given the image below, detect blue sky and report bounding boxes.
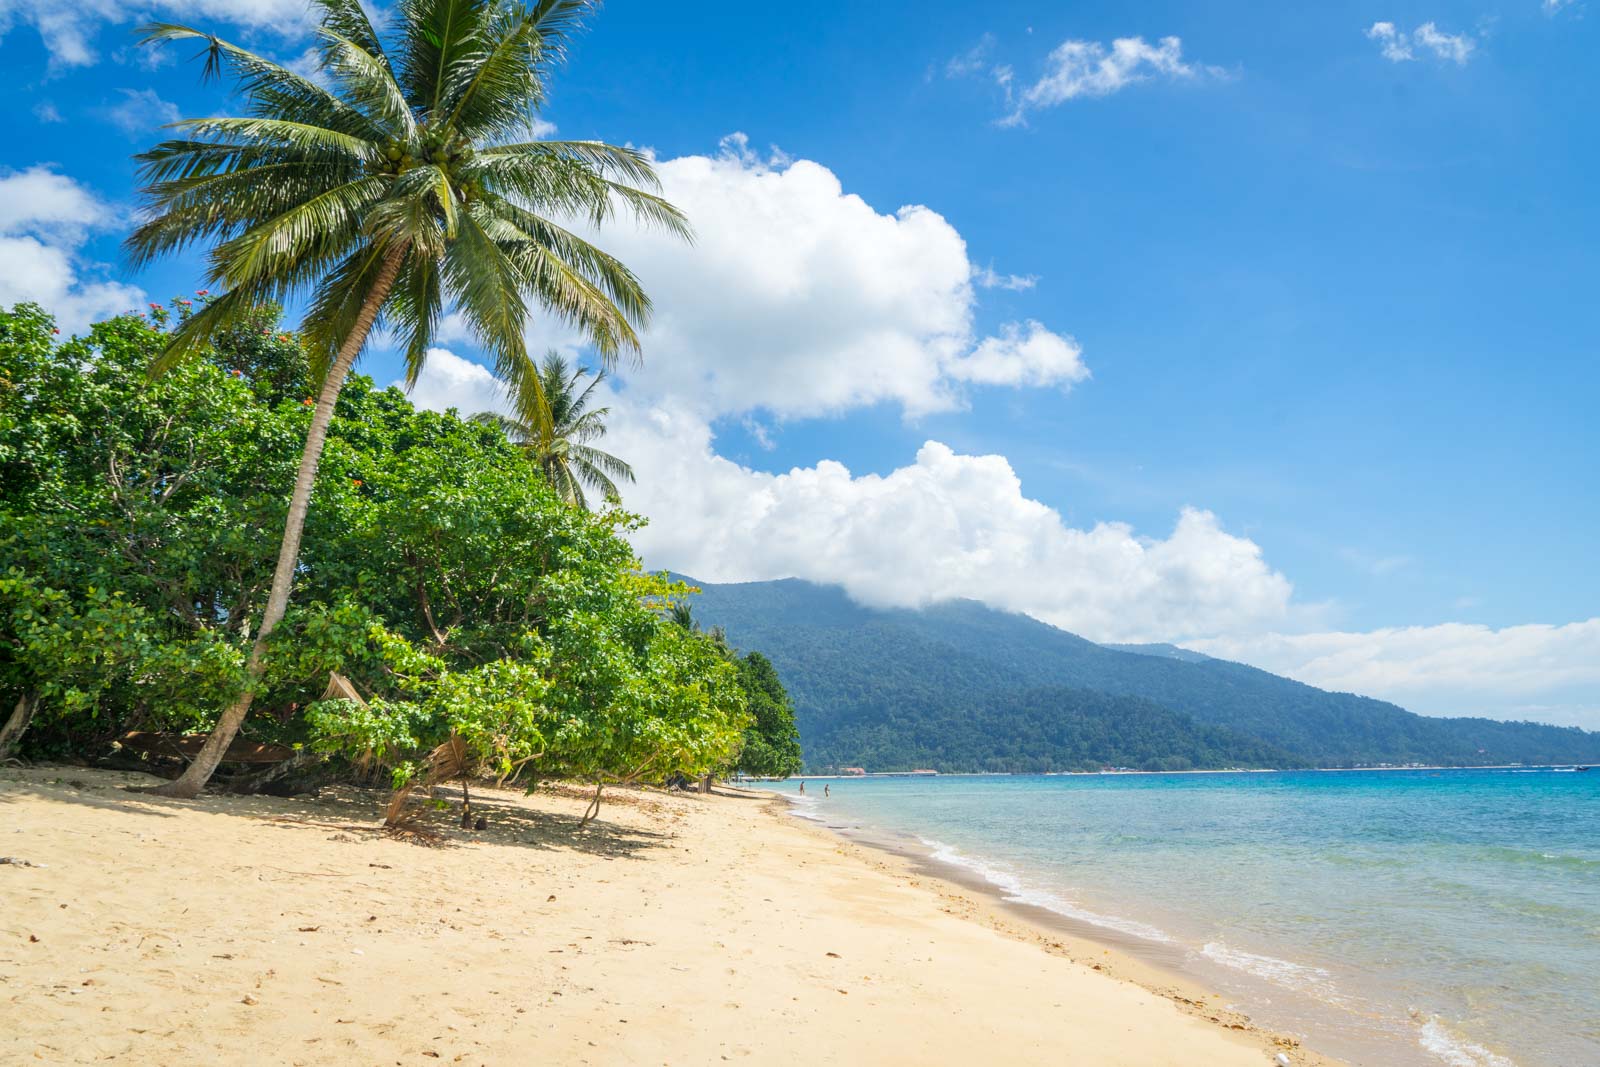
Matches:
[0,0,1595,725]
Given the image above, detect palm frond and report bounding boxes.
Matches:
[138,23,383,139]
[442,4,546,140]
[480,140,662,187]
[570,442,633,484]
[317,27,416,136]
[312,0,391,66]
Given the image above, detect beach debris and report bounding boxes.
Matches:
[1274,1055,1291,1067]
[825,952,841,958]
[1,856,39,867]
[29,934,39,943]
[297,926,320,933]
[240,995,257,1006]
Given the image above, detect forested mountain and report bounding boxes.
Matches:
[683,577,1600,772]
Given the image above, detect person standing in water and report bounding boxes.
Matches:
[798,781,805,795]
[824,784,830,797]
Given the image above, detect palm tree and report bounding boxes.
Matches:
[473,350,632,508]
[667,601,696,630]
[128,0,689,798]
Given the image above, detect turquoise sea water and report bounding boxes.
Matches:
[756,769,1599,1067]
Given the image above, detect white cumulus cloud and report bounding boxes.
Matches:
[600,398,1298,644]
[567,135,1085,420]
[1000,35,1224,126]
[394,347,510,416]
[0,166,143,333]
[408,358,1295,645]
[1366,20,1476,65]
[945,320,1087,388]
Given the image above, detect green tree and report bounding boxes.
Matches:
[0,304,302,758]
[126,0,688,797]
[732,651,803,778]
[1,303,750,812]
[664,600,798,780]
[473,350,634,508]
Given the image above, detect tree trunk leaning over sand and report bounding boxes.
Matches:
[0,691,38,761]
[148,246,408,799]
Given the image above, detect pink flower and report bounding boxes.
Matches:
[196,289,209,296]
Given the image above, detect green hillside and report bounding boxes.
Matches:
[682,577,1600,772]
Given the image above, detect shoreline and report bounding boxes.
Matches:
[765,786,1543,1067]
[769,763,1582,780]
[766,796,1349,1067]
[4,764,1330,1065]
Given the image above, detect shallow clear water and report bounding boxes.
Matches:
[756,769,1600,1067]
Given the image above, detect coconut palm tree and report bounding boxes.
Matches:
[473,350,632,508]
[127,0,688,798]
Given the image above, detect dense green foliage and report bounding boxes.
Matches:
[806,684,1298,774]
[684,577,1600,772]
[0,303,754,792]
[730,652,803,777]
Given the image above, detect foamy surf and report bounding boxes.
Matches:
[1416,1015,1518,1067]
[1200,941,1334,992]
[918,838,1173,943]
[783,794,824,821]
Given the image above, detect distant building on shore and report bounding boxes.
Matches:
[840,767,867,776]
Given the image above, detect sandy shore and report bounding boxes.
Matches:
[1,766,1336,1065]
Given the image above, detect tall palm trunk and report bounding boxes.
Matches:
[149,246,406,798]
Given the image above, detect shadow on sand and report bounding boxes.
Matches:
[0,766,676,861]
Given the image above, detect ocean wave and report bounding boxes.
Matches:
[1416,1016,1517,1067]
[918,838,1173,943]
[783,794,824,821]
[1199,941,1333,992]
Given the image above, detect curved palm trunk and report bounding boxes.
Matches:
[149,246,407,798]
